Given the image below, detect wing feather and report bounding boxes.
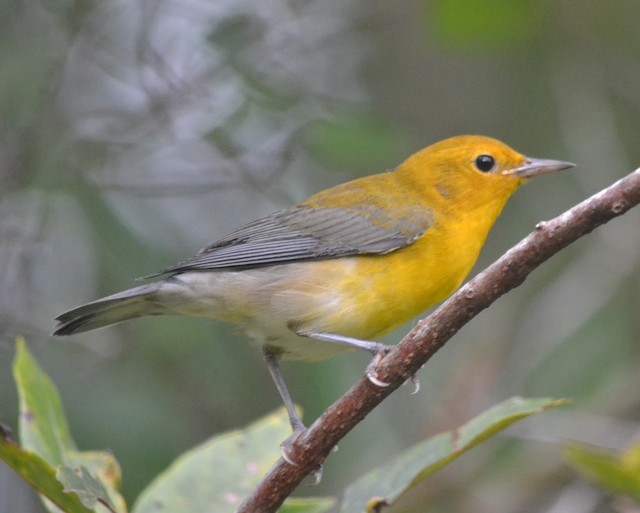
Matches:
[150,204,433,275]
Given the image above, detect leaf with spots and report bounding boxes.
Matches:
[0,428,94,513]
[13,337,77,465]
[132,409,334,513]
[9,338,127,513]
[57,465,117,512]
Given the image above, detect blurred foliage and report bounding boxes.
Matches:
[4,341,335,512]
[1,1,640,513]
[340,397,567,513]
[3,342,565,513]
[304,116,411,170]
[4,339,123,513]
[426,0,541,50]
[565,441,640,501]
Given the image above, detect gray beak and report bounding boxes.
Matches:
[503,157,576,178]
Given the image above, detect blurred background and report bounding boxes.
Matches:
[1,1,639,512]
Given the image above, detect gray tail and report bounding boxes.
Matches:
[53,283,163,336]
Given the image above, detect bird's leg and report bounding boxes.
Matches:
[295,330,394,387]
[263,349,326,481]
[263,349,310,465]
[295,330,389,355]
[296,330,421,392]
[264,348,305,436]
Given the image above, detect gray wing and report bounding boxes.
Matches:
[151,204,433,275]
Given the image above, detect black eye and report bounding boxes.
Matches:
[474,154,495,173]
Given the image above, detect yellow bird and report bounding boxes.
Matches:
[53,135,573,442]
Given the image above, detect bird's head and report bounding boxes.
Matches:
[398,135,574,211]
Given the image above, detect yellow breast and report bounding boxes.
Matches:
[269,197,504,343]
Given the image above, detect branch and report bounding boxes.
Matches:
[238,168,640,513]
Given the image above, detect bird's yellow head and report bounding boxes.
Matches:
[396,135,574,216]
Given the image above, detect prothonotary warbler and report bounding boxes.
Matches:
[53,135,574,447]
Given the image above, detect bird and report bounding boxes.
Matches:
[53,135,574,452]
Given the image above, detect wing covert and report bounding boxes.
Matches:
[151,204,433,275]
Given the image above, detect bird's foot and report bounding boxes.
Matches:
[280,424,336,485]
[365,346,421,394]
[280,423,307,466]
[365,345,392,387]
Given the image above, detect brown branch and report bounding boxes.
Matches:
[238,168,640,513]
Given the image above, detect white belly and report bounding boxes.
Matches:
[153,264,357,361]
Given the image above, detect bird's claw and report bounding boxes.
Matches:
[364,346,421,393]
[409,374,420,395]
[280,426,306,466]
[366,371,391,387]
[280,444,300,466]
[311,464,324,485]
[365,346,392,387]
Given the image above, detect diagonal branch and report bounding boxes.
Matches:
[238,168,640,513]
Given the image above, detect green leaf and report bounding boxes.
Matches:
[57,465,117,512]
[65,451,123,504]
[14,337,77,465]
[10,338,127,513]
[340,397,568,512]
[278,497,336,513]
[564,441,640,500]
[0,428,94,513]
[132,409,334,513]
